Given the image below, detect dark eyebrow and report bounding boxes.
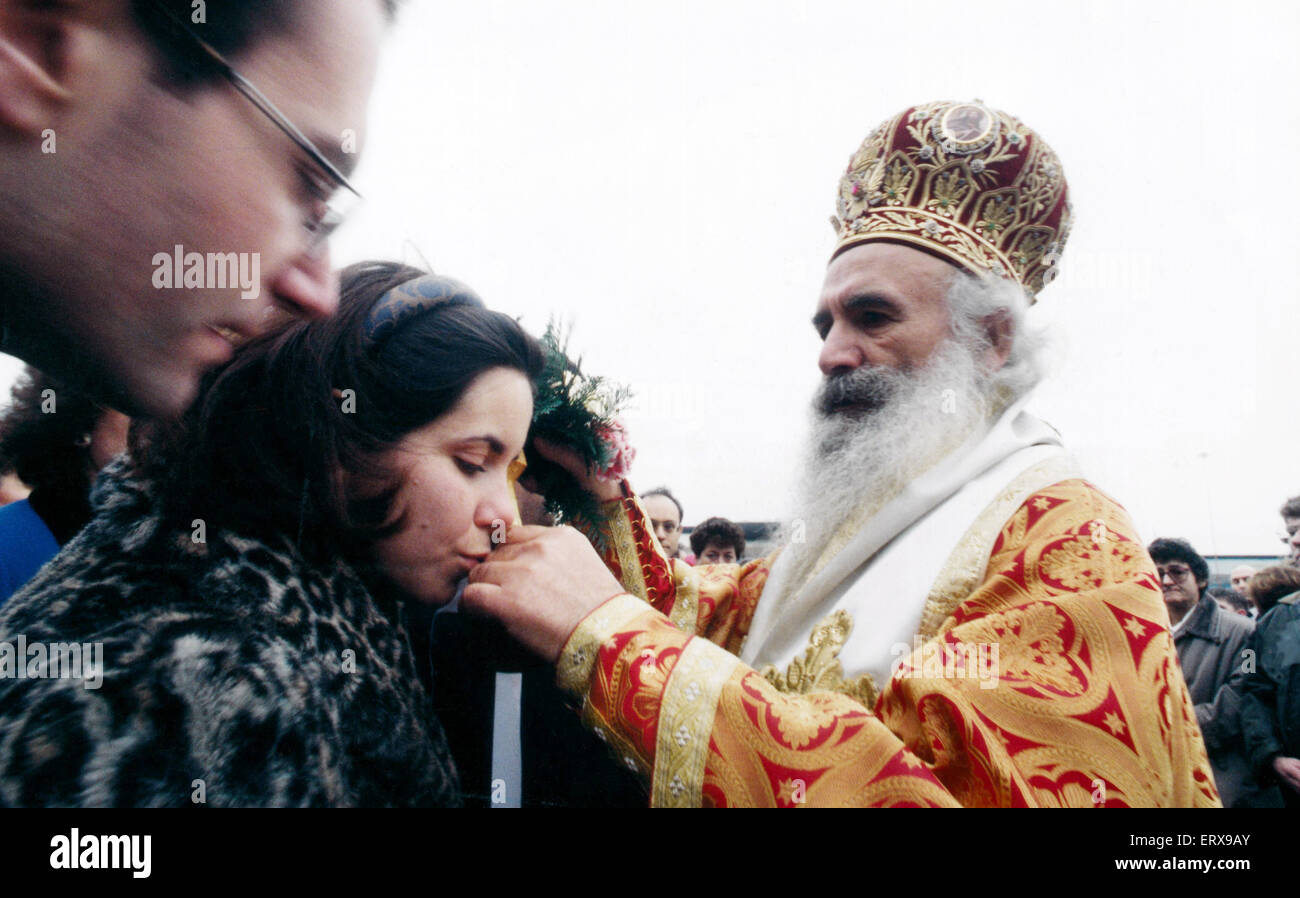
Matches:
[811,308,832,335]
[460,436,507,457]
[843,293,901,318]
[812,292,901,335]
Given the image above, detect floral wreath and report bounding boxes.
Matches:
[526,321,635,540]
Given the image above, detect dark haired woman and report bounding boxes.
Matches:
[0,263,544,806]
[0,369,130,604]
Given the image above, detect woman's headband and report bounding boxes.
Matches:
[363,274,483,349]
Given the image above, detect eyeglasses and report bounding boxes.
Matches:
[148,1,361,252]
[1156,565,1193,580]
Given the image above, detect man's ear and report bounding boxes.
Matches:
[980,308,1014,373]
[0,0,75,134]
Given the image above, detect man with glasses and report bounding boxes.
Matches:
[1149,537,1265,806]
[0,0,394,418]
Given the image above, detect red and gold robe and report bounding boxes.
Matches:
[558,479,1220,807]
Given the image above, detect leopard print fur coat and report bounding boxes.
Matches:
[0,459,460,806]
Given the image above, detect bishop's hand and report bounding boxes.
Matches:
[526,435,624,503]
[462,524,626,663]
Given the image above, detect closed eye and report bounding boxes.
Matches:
[298,163,335,226]
[298,161,333,203]
[455,458,487,475]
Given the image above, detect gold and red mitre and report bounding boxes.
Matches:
[832,100,1071,300]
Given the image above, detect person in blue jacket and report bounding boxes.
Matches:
[0,368,129,604]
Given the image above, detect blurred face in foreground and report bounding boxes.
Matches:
[370,368,533,605]
[0,0,387,417]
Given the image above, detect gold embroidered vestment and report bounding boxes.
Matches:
[561,480,1220,807]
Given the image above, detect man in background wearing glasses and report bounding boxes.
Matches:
[0,0,395,418]
[1149,537,1270,806]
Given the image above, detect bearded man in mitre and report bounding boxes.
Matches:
[466,100,1220,808]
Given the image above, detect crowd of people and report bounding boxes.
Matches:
[624,487,748,566]
[1148,525,1300,808]
[0,1,1294,809]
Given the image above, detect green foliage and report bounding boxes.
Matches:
[528,321,633,538]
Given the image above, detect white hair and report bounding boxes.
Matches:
[775,337,992,596]
[768,270,1048,599]
[944,271,1046,407]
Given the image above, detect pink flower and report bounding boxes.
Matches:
[594,419,636,482]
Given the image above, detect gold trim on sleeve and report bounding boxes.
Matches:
[601,497,650,600]
[652,636,740,807]
[668,564,701,635]
[556,593,651,699]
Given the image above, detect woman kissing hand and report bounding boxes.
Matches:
[461,524,627,663]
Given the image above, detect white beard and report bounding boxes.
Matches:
[774,339,995,596]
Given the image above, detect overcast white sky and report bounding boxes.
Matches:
[4,0,1296,556]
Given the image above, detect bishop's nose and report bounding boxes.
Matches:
[818,324,865,377]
